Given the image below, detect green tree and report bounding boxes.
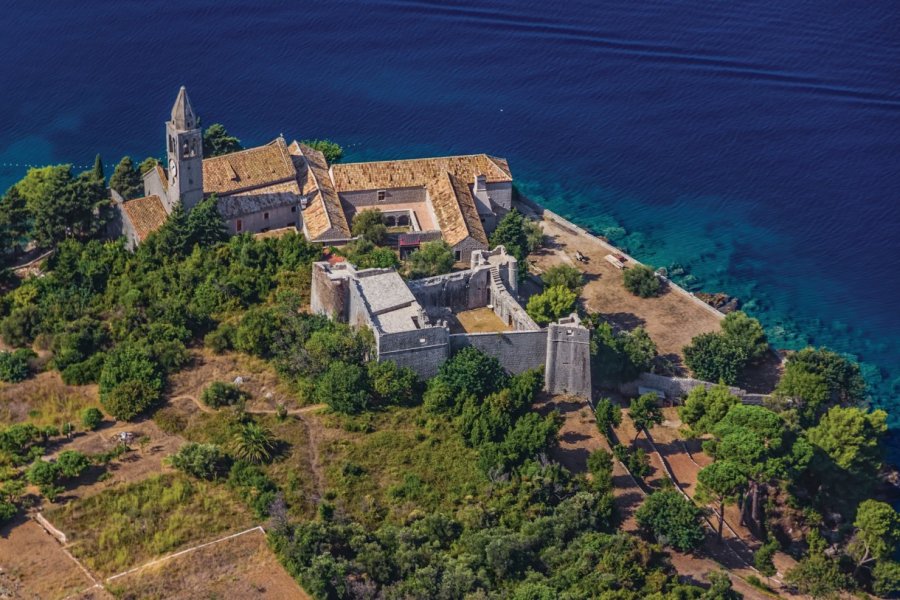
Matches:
[367,360,419,407]
[185,195,227,248]
[541,264,584,292]
[301,139,343,163]
[629,393,663,441]
[683,332,748,385]
[407,240,455,278]
[785,540,849,600]
[623,264,661,298]
[344,237,400,269]
[81,407,103,431]
[202,123,243,157]
[587,449,614,493]
[0,185,31,256]
[109,156,143,200]
[432,346,509,406]
[171,442,227,479]
[102,380,160,421]
[754,539,779,578]
[635,489,705,551]
[16,165,98,246]
[806,406,886,476]
[721,311,768,361]
[231,422,277,464]
[316,361,370,414]
[873,561,900,597]
[679,384,741,435]
[594,398,622,436]
[697,461,745,540]
[848,500,900,573]
[589,321,657,384]
[56,450,90,478]
[703,571,740,600]
[138,157,159,175]
[489,209,531,261]
[776,347,866,424]
[92,154,104,182]
[351,209,387,244]
[526,285,577,325]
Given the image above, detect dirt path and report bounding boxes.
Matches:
[294,409,326,500]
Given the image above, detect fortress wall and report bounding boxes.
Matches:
[408,268,491,313]
[378,327,449,379]
[490,277,539,331]
[310,263,348,319]
[544,321,592,398]
[449,330,547,374]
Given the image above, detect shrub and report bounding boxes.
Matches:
[0,349,34,383]
[753,540,778,577]
[201,381,249,409]
[721,311,768,361]
[204,323,235,354]
[587,449,614,493]
[541,264,584,292]
[431,347,509,408]
[99,343,164,404]
[594,398,622,436]
[316,361,370,414]
[171,443,227,480]
[526,285,577,325]
[81,407,103,431]
[613,444,651,478]
[56,450,90,478]
[623,264,661,298]
[228,460,278,518]
[102,380,161,421]
[301,139,343,163]
[61,352,106,385]
[0,305,41,347]
[0,500,17,524]
[635,489,705,551]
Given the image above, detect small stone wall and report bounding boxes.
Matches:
[408,268,491,313]
[449,330,548,374]
[619,372,769,405]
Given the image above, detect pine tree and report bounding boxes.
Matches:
[92,154,104,182]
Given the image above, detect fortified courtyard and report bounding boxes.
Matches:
[114,87,592,397]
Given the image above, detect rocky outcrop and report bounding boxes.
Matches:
[696,292,740,314]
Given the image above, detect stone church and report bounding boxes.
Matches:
[114,87,515,262]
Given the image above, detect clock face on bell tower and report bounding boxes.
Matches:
[168,158,177,178]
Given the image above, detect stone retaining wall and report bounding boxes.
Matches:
[619,372,769,405]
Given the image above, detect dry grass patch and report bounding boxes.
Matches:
[0,371,99,428]
[45,473,253,577]
[107,528,308,600]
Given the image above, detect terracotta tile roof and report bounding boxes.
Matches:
[203,138,296,196]
[155,165,168,191]
[217,179,303,219]
[121,195,168,242]
[331,154,512,192]
[429,173,488,247]
[289,142,351,241]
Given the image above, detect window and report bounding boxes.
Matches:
[264,212,269,220]
[454,250,462,261]
[377,190,386,202]
[236,220,243,232]
[385,216,396,227]
[398,214,410,226]
[291,206,297,213]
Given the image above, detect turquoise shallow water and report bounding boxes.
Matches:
[0,1,898,445]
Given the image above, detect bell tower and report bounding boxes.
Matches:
[165,86,204,212]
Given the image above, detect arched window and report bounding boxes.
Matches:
[398,214,410,226]
[385,216,396,227]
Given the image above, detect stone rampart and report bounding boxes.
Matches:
[449,330,548,374]
[408,268,491,313]
[545,315,592,397]
[378,327,450,379]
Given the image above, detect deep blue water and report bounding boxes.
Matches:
[2,2,899,425]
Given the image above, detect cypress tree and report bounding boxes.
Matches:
[92,154,104,183]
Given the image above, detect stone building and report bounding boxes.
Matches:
[311,247,592,398]
[114,87,514,258]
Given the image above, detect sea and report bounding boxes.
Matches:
[1,1,898,445]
